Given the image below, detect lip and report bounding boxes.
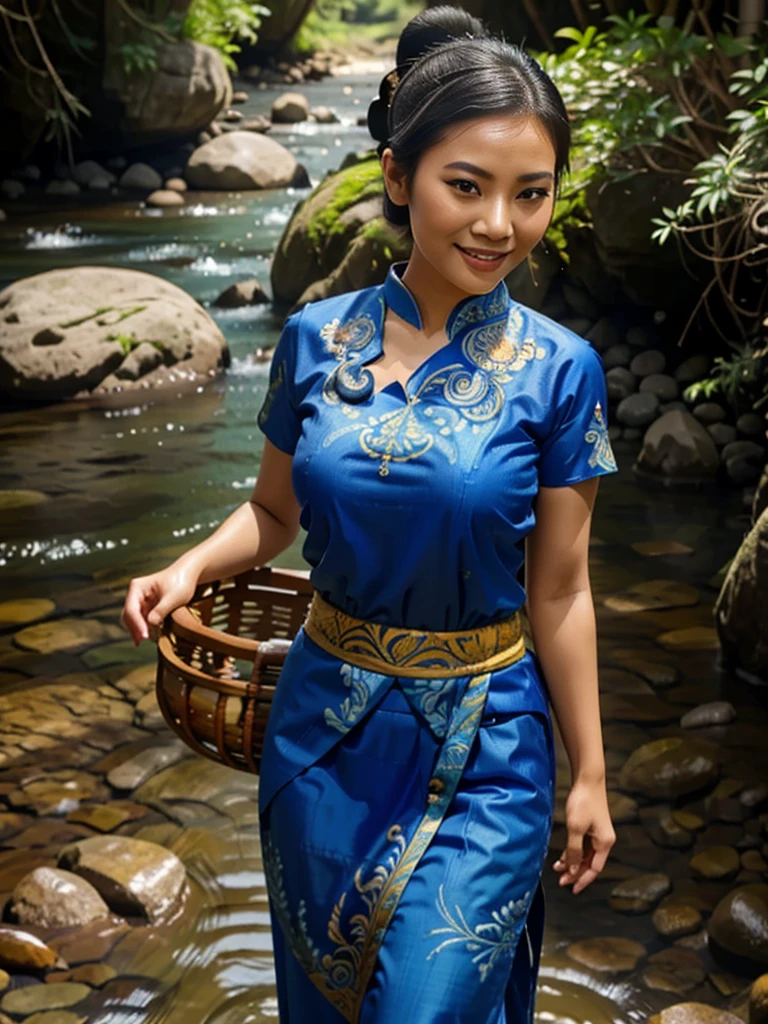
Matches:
[454,243,513,272]
[456,245,513,257]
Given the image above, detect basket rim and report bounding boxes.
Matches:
[158,564,313,656]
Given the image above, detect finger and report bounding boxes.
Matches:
[572,865,601,894]
[565,828,586,875]
[587,835,614,877]
[122,583,150,643]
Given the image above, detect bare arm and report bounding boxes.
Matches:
[121,439,301,641]
[524,477,615,892]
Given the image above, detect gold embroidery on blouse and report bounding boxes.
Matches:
[321,308,546,476]
[586,400,618,472]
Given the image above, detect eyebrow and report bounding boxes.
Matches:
[442,161,554,183]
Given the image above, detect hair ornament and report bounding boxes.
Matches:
[385,68,400,108]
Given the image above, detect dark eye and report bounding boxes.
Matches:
[519,188,551,201]
[446,178,479,195]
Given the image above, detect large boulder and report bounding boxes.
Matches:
[0,266,229,404]
[251,0,315,55]
[634,409,721,486]
[102,39,231,145]
[10,867,109,928]
[185,131,298,190]
[714,506,768,681]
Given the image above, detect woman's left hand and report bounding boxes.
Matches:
[552,779,616,894]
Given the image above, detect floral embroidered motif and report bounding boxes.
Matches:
[320,309,380,406]
[263,830,322,976]
[585,400,618,472]
[397,677,458,738]
[426,883,534,981]
[321,309,546,477]
[324,664,380,734]
[263,822,407,1022]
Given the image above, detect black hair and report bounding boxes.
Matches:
[367,5,571,232]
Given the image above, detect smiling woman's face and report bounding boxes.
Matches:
[382,114,558,297]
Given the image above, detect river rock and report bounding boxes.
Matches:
[751,974,768,1024]
[106,739,187,791]
[605,579,699,613]
[709,884,768,970]
[0,926,57,971]
[72,161,113,188]
[311,105,339,123]
[648,1006,742,1024]
[271,91,309,122]
[0,983,91,1016]
[635,409,720,484]
[706,779,747,823]
[0,265,229,403]
[165,177,187,192]
[0,180,24,200]
[619,737,720,799]
[652,901,703,938]
[12,617,123,654]
[566,936,645,972]
[617,392,660,427]
[631,349,666,376]
[0,598,55,626]
[21,1014,88,1024]
[690,846,741,880]
[46,962,116,987]
[146,189,184,208]
[213,279,269,308]
[185,131,297,190]
[610,872,671,913]
[648,812,695,850]
[0,971,7,992]
[640,373,679,402]
[10,867,109,928]
[681,702,736,729]
[741,850,768,872]
[714,506,768,681]
[606,366,636,401]
[271,157,410,306]
[57,835,186,922]
[45,180,80,196]
[643,947,706,994]
[102,40,230,145]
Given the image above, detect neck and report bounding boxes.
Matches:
[400,247,476,336]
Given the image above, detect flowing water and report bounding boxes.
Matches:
[0,66,765,1024]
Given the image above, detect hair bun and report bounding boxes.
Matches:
[367,96,389,144]
[396,4,488,68]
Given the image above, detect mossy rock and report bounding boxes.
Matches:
[270,156,411,307]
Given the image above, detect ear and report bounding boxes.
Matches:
[381,147,409,206]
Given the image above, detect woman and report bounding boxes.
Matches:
[122,7,619,1022]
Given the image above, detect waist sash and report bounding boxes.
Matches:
[304,591,527,679]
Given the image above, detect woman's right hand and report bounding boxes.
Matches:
[121,562,199,645]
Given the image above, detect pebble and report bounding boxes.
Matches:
[0,926,57,971]
[45,963,116,987]
[680,701,736,728]
[19,1013,88,1024]
[655,626,720,651]
[652,901,703,938]
[751,973,768,1024]
[618,738,720,799]
[647,1003,743,1024]
[0,599,56,627]
[609,872,671,913]
[0,972,6,993]
[672,810,706,832]
[709,883,768,969]
[643,947,706,995]
[706,778,747,823]
[565,936,646,973]
[0,982,91,1016]
[10,867,109,928]
[741,849,768,872]
[690,845,741,880]
[649,812,695,850]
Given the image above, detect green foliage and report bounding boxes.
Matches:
[682,341,768,414]
[293,0,420,54]
[182,0,270,71]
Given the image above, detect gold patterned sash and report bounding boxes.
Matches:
[304,591,526,678]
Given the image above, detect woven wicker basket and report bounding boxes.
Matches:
[155,566,313,774]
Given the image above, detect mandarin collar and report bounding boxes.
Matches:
[382,260,510,338]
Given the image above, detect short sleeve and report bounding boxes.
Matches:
[538,343,619,487]
[257,310,302,455]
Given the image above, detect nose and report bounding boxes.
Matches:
[473,196,514,242]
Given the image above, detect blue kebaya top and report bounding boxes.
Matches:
[257,260,618,632]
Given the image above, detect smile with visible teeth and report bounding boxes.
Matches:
[457,245,510,261]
